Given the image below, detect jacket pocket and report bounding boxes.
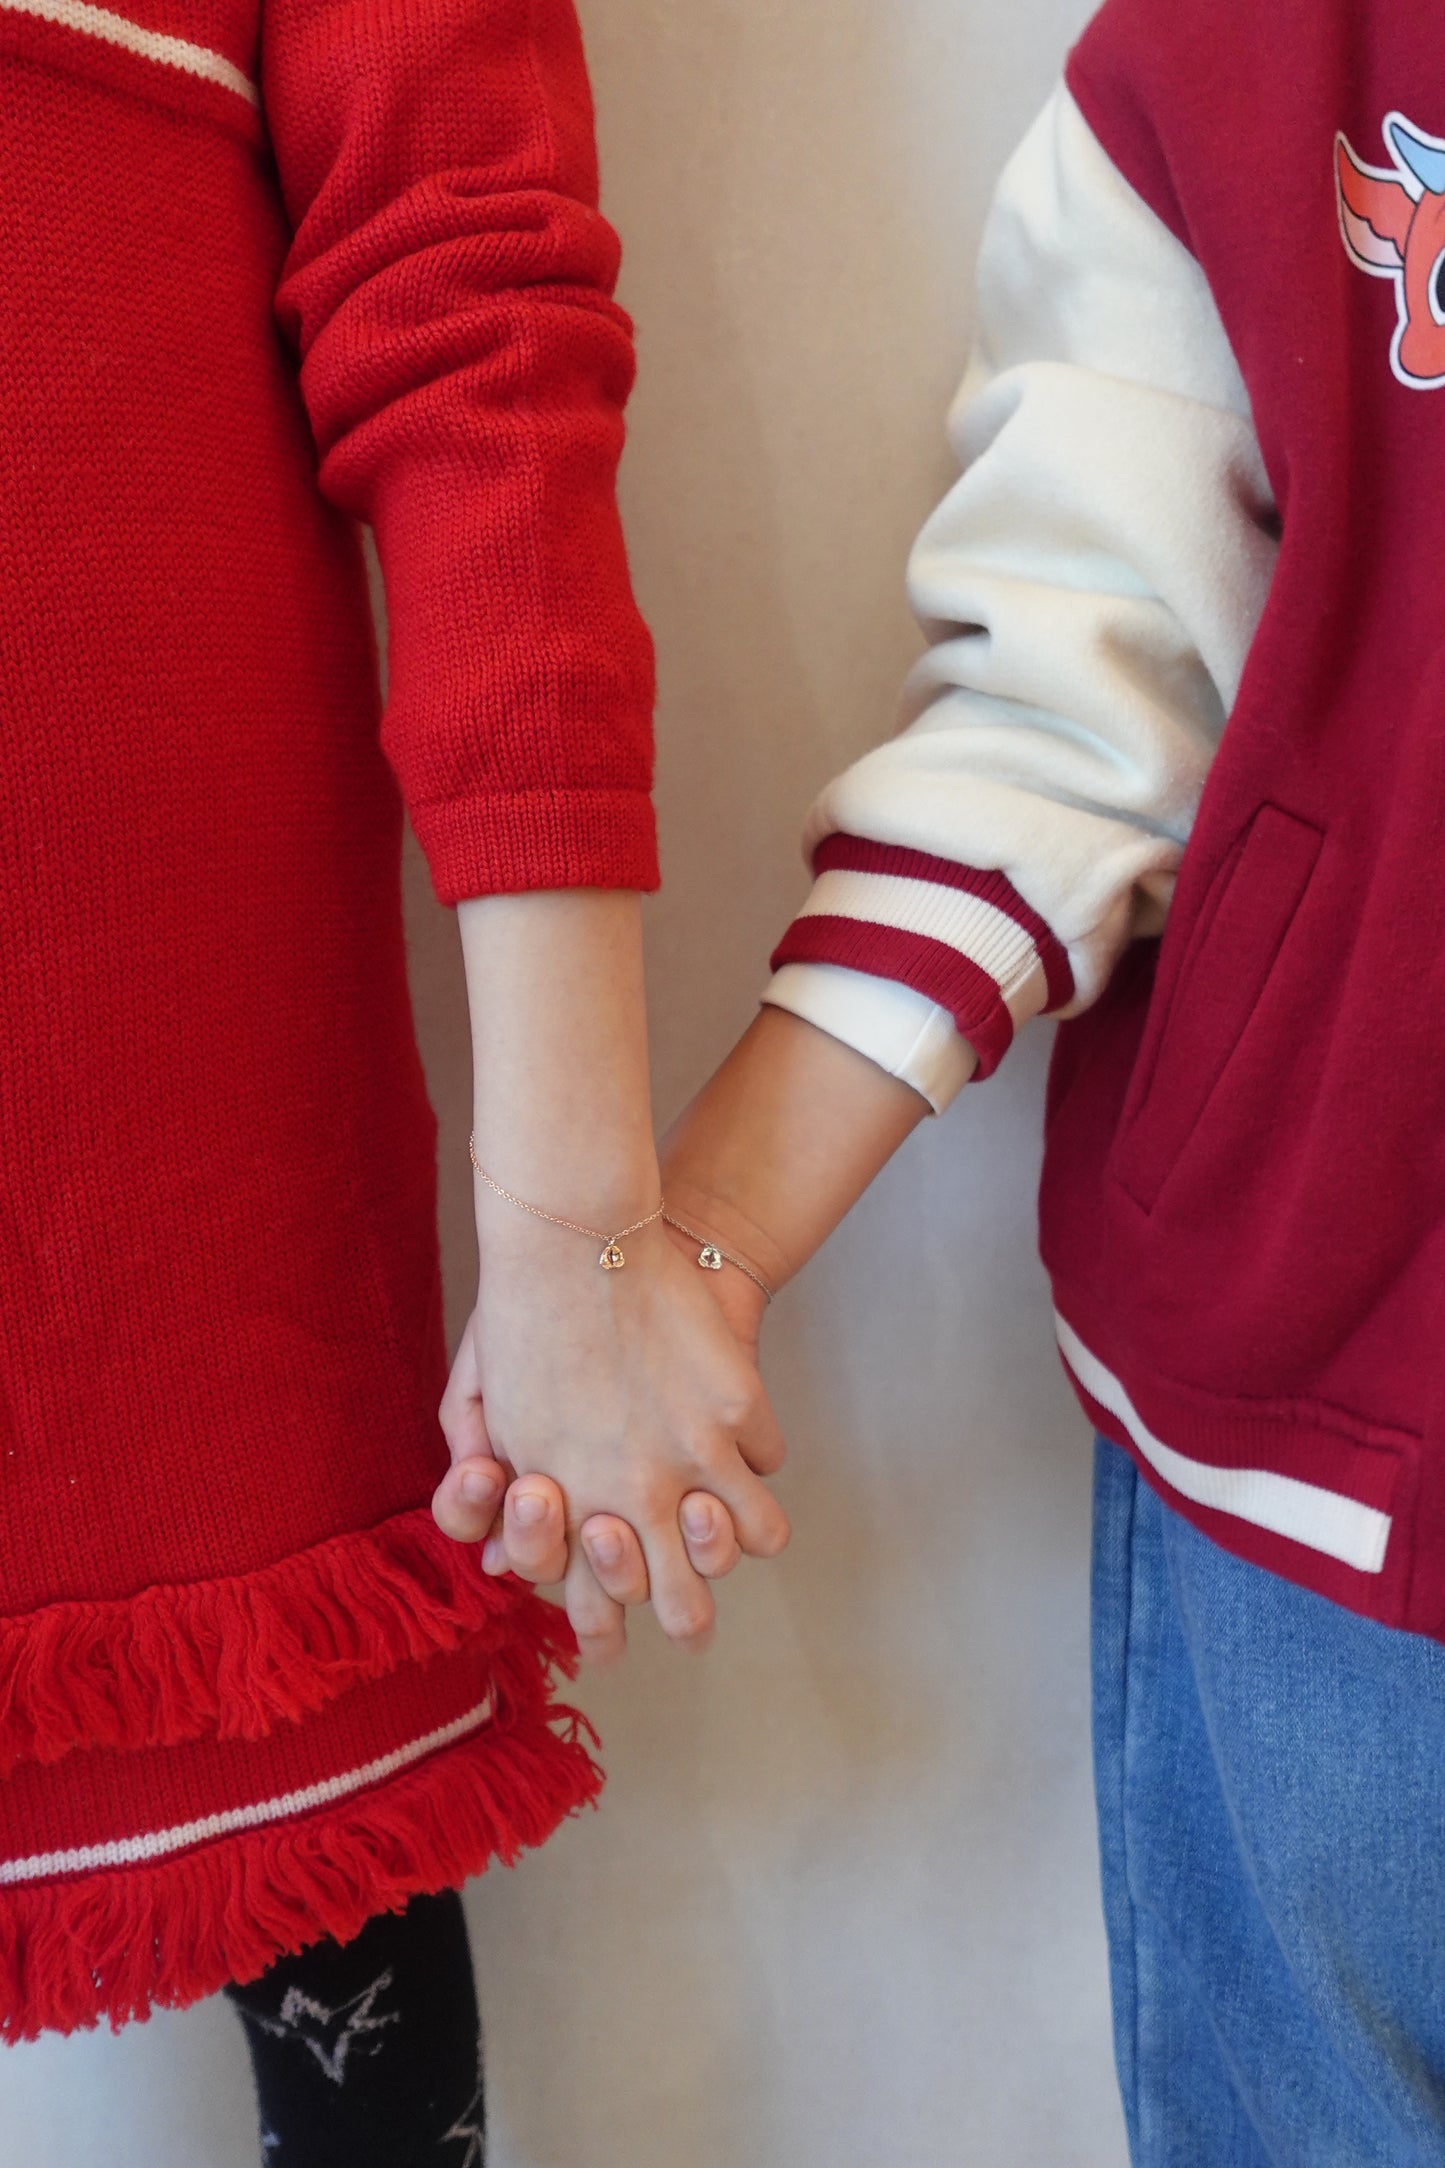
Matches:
[1110,803,1323,1214]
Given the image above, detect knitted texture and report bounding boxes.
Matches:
[0,1633,603,2040]
[0,0,649,2035]
[263,0,660,903]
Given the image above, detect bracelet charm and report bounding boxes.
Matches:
[662,1211,775,1303]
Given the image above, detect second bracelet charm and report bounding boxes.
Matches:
[661,1210,775,1304]
[467,1134,665,1271]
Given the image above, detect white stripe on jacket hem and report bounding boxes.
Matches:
[1056,1315,1392,1574]
[0,1696,495,1884]
[0,0,260,103]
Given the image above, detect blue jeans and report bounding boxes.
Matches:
[1091,1436,1445,2166]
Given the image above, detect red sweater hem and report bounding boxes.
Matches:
[0,1504,548,1778]
[0,1632,602,2041]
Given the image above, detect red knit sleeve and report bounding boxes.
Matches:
[259,0,658,903]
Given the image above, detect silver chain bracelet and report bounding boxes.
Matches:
[661,1211,775,1303]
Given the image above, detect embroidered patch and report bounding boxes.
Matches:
[1337,113,1445,389]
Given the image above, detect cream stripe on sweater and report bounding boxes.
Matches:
[0,0,257,98]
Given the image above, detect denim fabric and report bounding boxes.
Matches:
[1091,1436,1445,2167]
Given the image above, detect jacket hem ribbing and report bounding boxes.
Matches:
[1050,1283,1423,1634]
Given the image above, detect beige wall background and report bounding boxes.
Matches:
[1,0,1128,2160]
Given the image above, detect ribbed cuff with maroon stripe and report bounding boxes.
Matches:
[769,833,1074,1079]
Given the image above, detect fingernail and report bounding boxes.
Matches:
[460,1467,497,1506]
[588,1530,622,1567]
[513,1491,548,1528]
[682,1499,714,1541]
[482,1537,505,1573]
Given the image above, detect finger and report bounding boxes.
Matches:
[638,1525,717,1653]
[438,1325,489,1464]
[565,1547,628,1668]
[480,1500,508,1575]
[579,1514,650,1605]
[431,1454,508,1544]
[735,1382,787,1479]
[478,1468,516,1575]
[434,1330,510,1541]
[706,1455,792,1562]
[678,1492,743,1581]
[496,1478,570,1585]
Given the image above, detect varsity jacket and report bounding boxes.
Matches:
[766,0,1445,1637]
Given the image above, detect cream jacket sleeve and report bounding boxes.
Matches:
[764,84,1279,1107]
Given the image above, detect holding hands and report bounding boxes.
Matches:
[428,886,803,1666]
[431,1202,783,1665]
[433,887,934,1660]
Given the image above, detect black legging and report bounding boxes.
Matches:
[222,1889,483,2167]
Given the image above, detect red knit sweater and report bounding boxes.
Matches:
[0,0,655,2037]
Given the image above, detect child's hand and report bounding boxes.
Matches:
[432,1468,746,1600]
[431,1227,775,1653]
[567,1240,772,1608]
[430,1218,787,1665]
[438,999,931,1651]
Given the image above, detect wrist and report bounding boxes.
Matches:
[467,1122,661,1242]
[658,1171,792,1295]
[474,1194,670,1283]
[658,1009,929,1289]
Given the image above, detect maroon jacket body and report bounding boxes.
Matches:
[1046,0,1445,1633]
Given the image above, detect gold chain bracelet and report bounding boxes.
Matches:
[468,1134,664,1271]
[661,1210,775,1304]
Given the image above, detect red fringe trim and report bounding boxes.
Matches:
[0,1508,548,1777]
[0,1641,603,2041]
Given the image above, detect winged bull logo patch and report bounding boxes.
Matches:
[1337,112,1445,389]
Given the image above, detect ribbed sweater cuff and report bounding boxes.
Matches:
[769,835,1074,1080]
[410,787,660,906]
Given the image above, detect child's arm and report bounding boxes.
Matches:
[548,1007,944,1602]
[436,1005,933,1601]
[436,888,790,1669]
[446,74,1281,1612]
[662,1006,942,1285]
[261,0,798,1661]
